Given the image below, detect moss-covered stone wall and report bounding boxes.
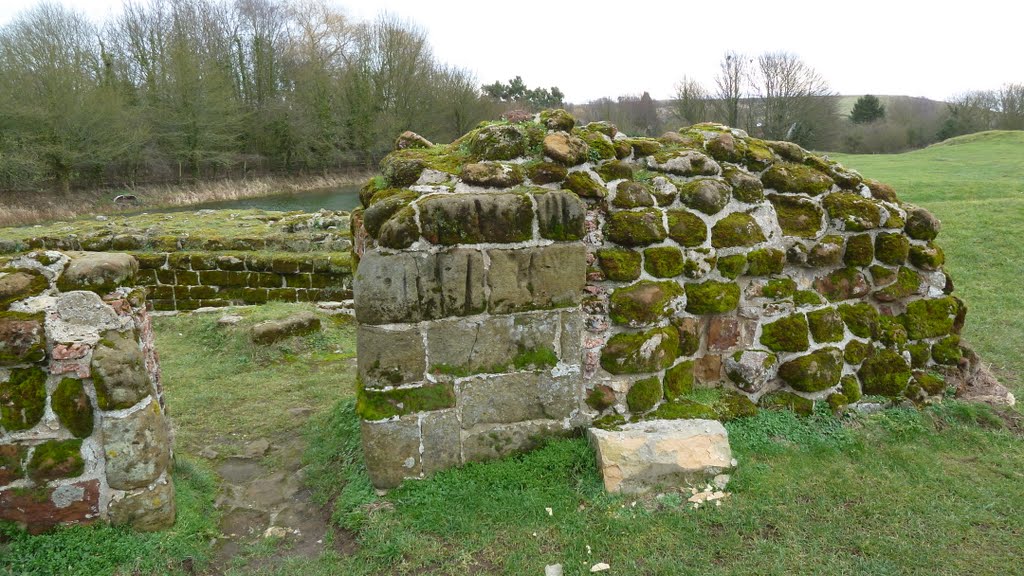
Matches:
[354,110,986,489]
[0,251,174,534]
[0,209,354,311]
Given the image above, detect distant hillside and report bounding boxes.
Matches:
[836,95,947,117]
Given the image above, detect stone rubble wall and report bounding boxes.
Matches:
[353,110,981,488]
[0,251,174,533]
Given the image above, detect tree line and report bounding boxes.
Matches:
[0,0,501,192]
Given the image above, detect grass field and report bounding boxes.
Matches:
[2,132,1023,575]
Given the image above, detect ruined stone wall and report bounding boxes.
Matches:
[0,210,353,311]
[353,110,978,488]
[0,251,174,533]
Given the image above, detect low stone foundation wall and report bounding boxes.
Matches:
[132,251,351,311]
[0,251,173,533]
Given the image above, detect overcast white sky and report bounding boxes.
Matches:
[1,0,1021,103]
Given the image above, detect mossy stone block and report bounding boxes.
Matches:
[666,209,708,247]
[605,209,666,246]
[822,192,883,231]
[0,444,26,484]
[380,155,425,187]
[904,206,941,241]
[0,270,48,308]
[814,267,870,302]
[685,280,740,314]
[794,290,824,307]
[909,242,945,271]
[843,340,872,365]
[672,317,702,357]
[913,370,947,396]
[838,302,879,339]
[711,213,765,248]
[377,206,420,249]
[767,194,823,238]
[527,161,568,184]
[663,361,695,401]
[363,191,418,237]
[715,393,759,421]
[597,248,642,281]
[874,267,921,302]
[762,161,834,195]
[91,331,151,410]
[562,171,606,199]
[586,385,617,412]
[869,265,897,286]
[840,375,862,403]
[901,296,957,340]
[877,316,909,348]
[600,327,679,375]
[469,124,528,160]
[806,235,844,267]
[0,367,46,431]
[535,190,586,241]
[858,349,911,396]
[716,254,746,279]
[760,313,809,352]
[51,378,94,438]
[27,439,83,483]
[931,335,962,365]
[906,342,931,368]
[626,377,662,413]
[0,311,45,366]
[778,347,843,392]
[746,248,785,276]
[679,179,731,215]
[419,193,533,245]
[643,246,685,278]
[807,308,845,343]
[875,232,910,265]
[612,182,655,209]
[722,165,764,203]
[844,234,874,266]
[597,160,634,182]
[610,280,685,326]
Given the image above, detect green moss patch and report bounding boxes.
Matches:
[763,278,797,300]
[841,374,862,402]
[844,340,872,365]
[877,316,909,348]
[807,308,845,343]
[858,349,911,396]
[355,381,456,421]
[663,361,695,400]
[913,370,947,396]
[679,179,732,215]
[714,393,759,421]
[909,242,945,271]
[794,290,824,307]
[626,377,662,413]
[526,161,568,185]
[605,209,666,246]
[901,296,957,340]
[767,194,824,238]
[746,248,785,276]
[837,303,879,338]
[643,246,685,278]
[822,192,883,231]
[843,234,874,267]
[586,385,616,412]
[418,193,533,245]
[904,206,941,241]
[778,347,843,393]
[711,213,766,248]
[27,439,84,482]
[51,378,94,438]
[597,248,642,281]
[685,280,740,314]
[722,165,764,203]
[672,318,701,357]
[931,335,962,365]
[600,327,679,375]
[610,280,685,326]
[760,314,810,352]
[0,367,46,431]
[716,254,746,279]
[0,269,48,309]
[597,160,634,182]
[468,124,529,160]
[875,233,910,265]
[666,210,708,247]
[762,162,834,195]
[906,342,931,368]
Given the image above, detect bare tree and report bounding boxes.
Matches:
[714,51,749,128]
[997,83,1024,130]
[750,51,837,148]
[672,76,710,127]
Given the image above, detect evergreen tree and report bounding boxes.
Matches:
[850,94,886,124]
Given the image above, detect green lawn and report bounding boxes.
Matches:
[3,132,1022,575]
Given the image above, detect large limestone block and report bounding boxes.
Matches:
[108,479,176,531]
[486,244,586,314]
[457,372,581,428]
[56,252,138,293]
[91,330,151,410]
[354,249,486,325]
[357,324,426,388]
[361,414,421,489]
[102,401,170,490]
[588,419,734,494]
[250,311,321,344]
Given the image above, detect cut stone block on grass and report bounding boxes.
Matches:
[587,419,735,494]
